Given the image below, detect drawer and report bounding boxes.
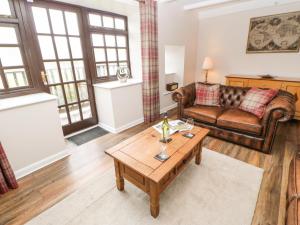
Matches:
[248,79,283,89]
[226,78,248,87]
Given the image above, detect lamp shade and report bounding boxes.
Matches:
[202,57,213,70]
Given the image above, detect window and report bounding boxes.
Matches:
[87,12,130,82]
[0,0,42,97]
[0,0,130,100]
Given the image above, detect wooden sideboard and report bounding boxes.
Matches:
[226,75,300,120]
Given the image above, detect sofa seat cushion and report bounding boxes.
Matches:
[217,108,262,135]
[184,105,223,124]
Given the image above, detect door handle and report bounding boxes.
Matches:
[41,71,48,85]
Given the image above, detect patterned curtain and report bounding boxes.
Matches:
[0,143,18,194]
[140,0,160,123]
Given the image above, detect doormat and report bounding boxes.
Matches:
[67,127,109,146]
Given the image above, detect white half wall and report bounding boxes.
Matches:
[196,2,300,84]
[94,79,144,133]
[0,94,66,178]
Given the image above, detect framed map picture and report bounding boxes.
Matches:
[246,11,300,53]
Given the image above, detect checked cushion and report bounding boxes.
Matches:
[195,83,220,106]
[239,87,278,118]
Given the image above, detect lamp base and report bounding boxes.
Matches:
[204,70,208,83]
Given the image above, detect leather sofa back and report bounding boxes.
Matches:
[220,85,250,108]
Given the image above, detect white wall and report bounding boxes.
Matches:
[57,0,142,80]
[196,2,300,84]
[0,94,66,178]
[158,1,199,112]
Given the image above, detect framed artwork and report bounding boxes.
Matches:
[246,11,300,53]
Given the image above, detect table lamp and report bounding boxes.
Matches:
[202,57,213,83]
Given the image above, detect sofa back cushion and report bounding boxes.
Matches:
[195,83,220,106]
[220,85,249,108]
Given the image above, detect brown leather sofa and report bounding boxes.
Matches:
[286,153,300,225]
[172,83,295,154]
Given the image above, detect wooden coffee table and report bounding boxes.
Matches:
[105,126,209,218]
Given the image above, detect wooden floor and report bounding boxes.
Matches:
[0,112,298,225]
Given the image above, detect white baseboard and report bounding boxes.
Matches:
[160,103,177,114]
[99,117,144,134]
[15,149,71,180]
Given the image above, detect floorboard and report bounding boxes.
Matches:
[0,113,298,225]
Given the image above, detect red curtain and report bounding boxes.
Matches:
[140,0,160,123]
[0,143,18,194]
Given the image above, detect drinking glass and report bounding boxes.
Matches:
[185,118,194,134]
[159,142,169,160]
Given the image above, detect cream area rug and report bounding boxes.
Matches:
[26,148,263,225]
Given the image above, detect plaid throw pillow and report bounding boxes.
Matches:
[195,83,220,106]
[239,88,278,118]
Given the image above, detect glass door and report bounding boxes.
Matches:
[27,2,98,135]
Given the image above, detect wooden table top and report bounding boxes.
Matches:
[105,126,209,182]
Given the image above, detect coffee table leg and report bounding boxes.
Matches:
[114,159,124,191]
[195,143,202,165]
[149,181,160,218]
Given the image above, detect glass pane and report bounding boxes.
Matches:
[103,16,114,28]
[115,18,125,30]
[55,36,70,59]
[116,36,126,47]
[108,63,118,76]
[38,35,56,60]
[60,61,74,82]
[69,104,81,123]
[107,48,117,61]
[119,62,128,68]
[44,62,60,84]
[0,27,18,44]
[59,107,69,126]
[5,68,28,88]
[77,82,88,101]
[91,34,104,47]
[49,9,66,35]
[89,14,102,27]
[94,48,106,62]
[32,7,50,34]
[118,49,127,61]
[96,63,107,77]
[81,101,92,119]
[105,35,116,47]
[69,37,82,58]
[65,12,79,36]
[64,83,78,103]
[49,85,65,106]
[0,47,23,67]
[0,77,4,89]
[0,0,11,16]
[74,60,85,80]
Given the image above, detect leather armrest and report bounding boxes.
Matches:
[262,90,296,124]
[172,83,196,108]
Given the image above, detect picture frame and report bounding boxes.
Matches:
[246,11,300,53]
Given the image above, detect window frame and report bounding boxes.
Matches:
[0,0,45,99]
[82,8,131,83]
